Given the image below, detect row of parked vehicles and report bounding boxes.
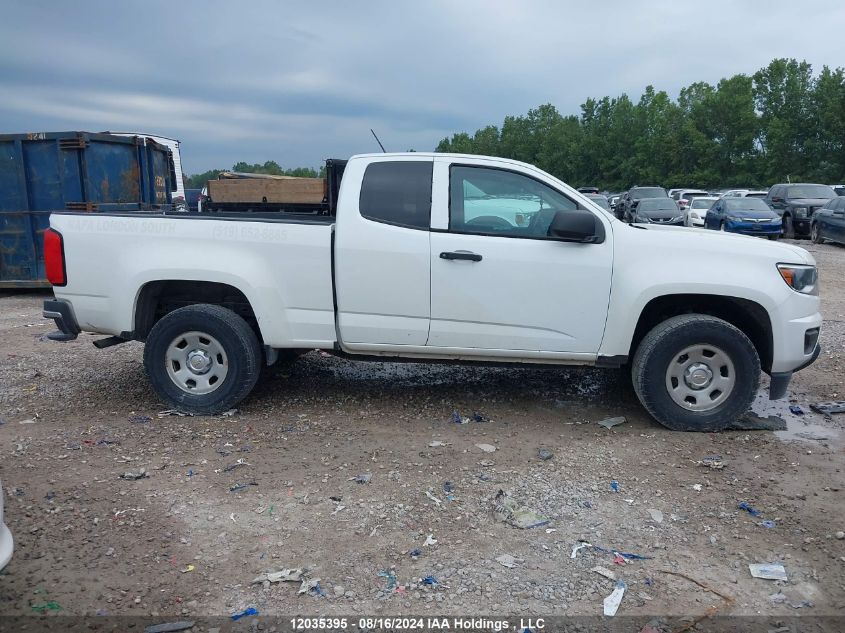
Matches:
[578,183,845,244]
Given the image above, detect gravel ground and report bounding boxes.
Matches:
[1,239,844,629]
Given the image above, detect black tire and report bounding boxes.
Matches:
[811,222,824,244]
[144,304,262,415]
[783,214,795,239]
[631,314,760,432]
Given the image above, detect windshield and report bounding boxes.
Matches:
[681,191,708,199]
[638,198,678,214]
[632,187,667,199]
[746,192,767,198]
[725,198,771,213]
[690,198,714,209]
[587,195,610,210]
[786,185,836,199]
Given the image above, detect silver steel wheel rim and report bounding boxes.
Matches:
[665,343,735,412]
[165,331,228,395]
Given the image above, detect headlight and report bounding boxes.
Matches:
[777,264,818,295]
[727,216,743,222]
[793,207,807,218]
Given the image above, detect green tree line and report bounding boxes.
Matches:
[185,160,325,188]
[436,58,845,191]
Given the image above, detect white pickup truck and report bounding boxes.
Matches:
[42,153,821,431]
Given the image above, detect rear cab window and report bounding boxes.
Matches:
[359,161,433,229]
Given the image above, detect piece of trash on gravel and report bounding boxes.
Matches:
[730,412,787,431]
[157,409,193,418]
[647,509,663,523]
[120,469,148,481]
[424,534,437,546]
[749,563,788,581]
[692,484,703,491]
[492,490,550,529]
[408,548,422,558]
[769,591,812,608]
[571,541,591,559]
[810,401,845,415]
[592,545,652,561]
[443,481,454,493]
[451,411,470,424]
[475,443,496,453]
[428,440,447,448]
[421,575,438,586]
[252,568,304,584]
[760,520,777,529]
[231,607,259,620]
[221,408,239,417]
[425,490,442,506]
[223,459,250,473]
[603,579,627,616]
[495,554,522,568]
[537,448,553,461]
[789,405,804,415]
[610,480,620,492]
[351,473,371,484]
[699,455,725,469]
[592,566,617,581]
[471,412,489,422]
[298,578,325,597]
[229,482,258,492]
[378,569,398,590]
[597,416,626,429]
[129,414,152,424]
[31,601,61,613]
[144,621,196,633]
[180,564,195,573]
[738,502,762,517]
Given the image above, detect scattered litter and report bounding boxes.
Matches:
[31,602,62,613]
[537,448,553,461]
[471,412,489,423]
[129,414,151,424]
[610,480,620,492]
[760,520,777,529]
[451,411,469,424]
[591,566,617,581]
[443,481,454,493]
[421,575,438,585]
[810,401,845,415]
[738,502,762,517]
[180,565,195,573]
[19,418,37,424]
[223,459,250,473]
[331,504,346,516]
[424,534,437,546]
[730,413,787,431]
[612,554,626,565]
[352,473,371,484]
[229,513,237,523]
[769,592,812,608]
[475,443,496,453]
[425,491,442,506]
[428,440,447,448]
[408,548,422,558]
[298,578,325,597]
[545,528,557,534]
[789,405,804,415]
[493,490,550,529]
[144,622,196,633]
[230,607,259,621]
[692,484,703,492]
[158,409,193,418]
[120,469,148,481]
[378,569,397,590]
[252,568,304,584]
[45,492,55,501]
[602,580,626,616]
[749,563,788,581]
[593,545,652,561]
[221,408,239,417]
[597,416,626,429]
[647,509,663,523]
[571,541,591,559]
[699,455,725,469]
[229,482,258,493]
[495,554,522,568]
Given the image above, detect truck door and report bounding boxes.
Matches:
[428,159,613,356]
[334,157,433,346]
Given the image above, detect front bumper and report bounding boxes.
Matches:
[770,343,820,399]
[43,298,80,341]
[725,221,782,236]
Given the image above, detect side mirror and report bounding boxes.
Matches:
[549,210,603,243]
[771,196,782,203]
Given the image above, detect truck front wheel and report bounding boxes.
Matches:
[631,314,760,432]
[144,304,262,415]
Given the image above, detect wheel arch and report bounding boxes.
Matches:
[628,294,773,373]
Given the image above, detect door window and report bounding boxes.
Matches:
[449,165,578,238]
[359,161,432,230]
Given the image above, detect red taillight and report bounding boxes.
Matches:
[44,228,66,286]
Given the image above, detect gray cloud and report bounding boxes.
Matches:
[1,0,843,173]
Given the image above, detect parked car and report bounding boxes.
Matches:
[811,196,845,245]
[704,197,782,239]
[629,198,683,225]
[684,196,718,227]
[577,186,599,194]
[766,183,837,239]
[675,189,710,211]
[608,194,621,213]
[831,184,845,196]
[667,188,685,199]
[722,189,768,198]
[616,186,669,220]
[42,152,821,432]
[1,479,12,571]
[585,193,611,211]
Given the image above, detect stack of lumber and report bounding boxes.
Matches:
[208,175,326,204]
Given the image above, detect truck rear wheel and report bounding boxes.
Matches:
[144,304,261,415]
[632,314,760,432]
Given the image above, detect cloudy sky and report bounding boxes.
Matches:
[2,0,844,174]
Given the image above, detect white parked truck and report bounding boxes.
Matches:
[42,153,821,431]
